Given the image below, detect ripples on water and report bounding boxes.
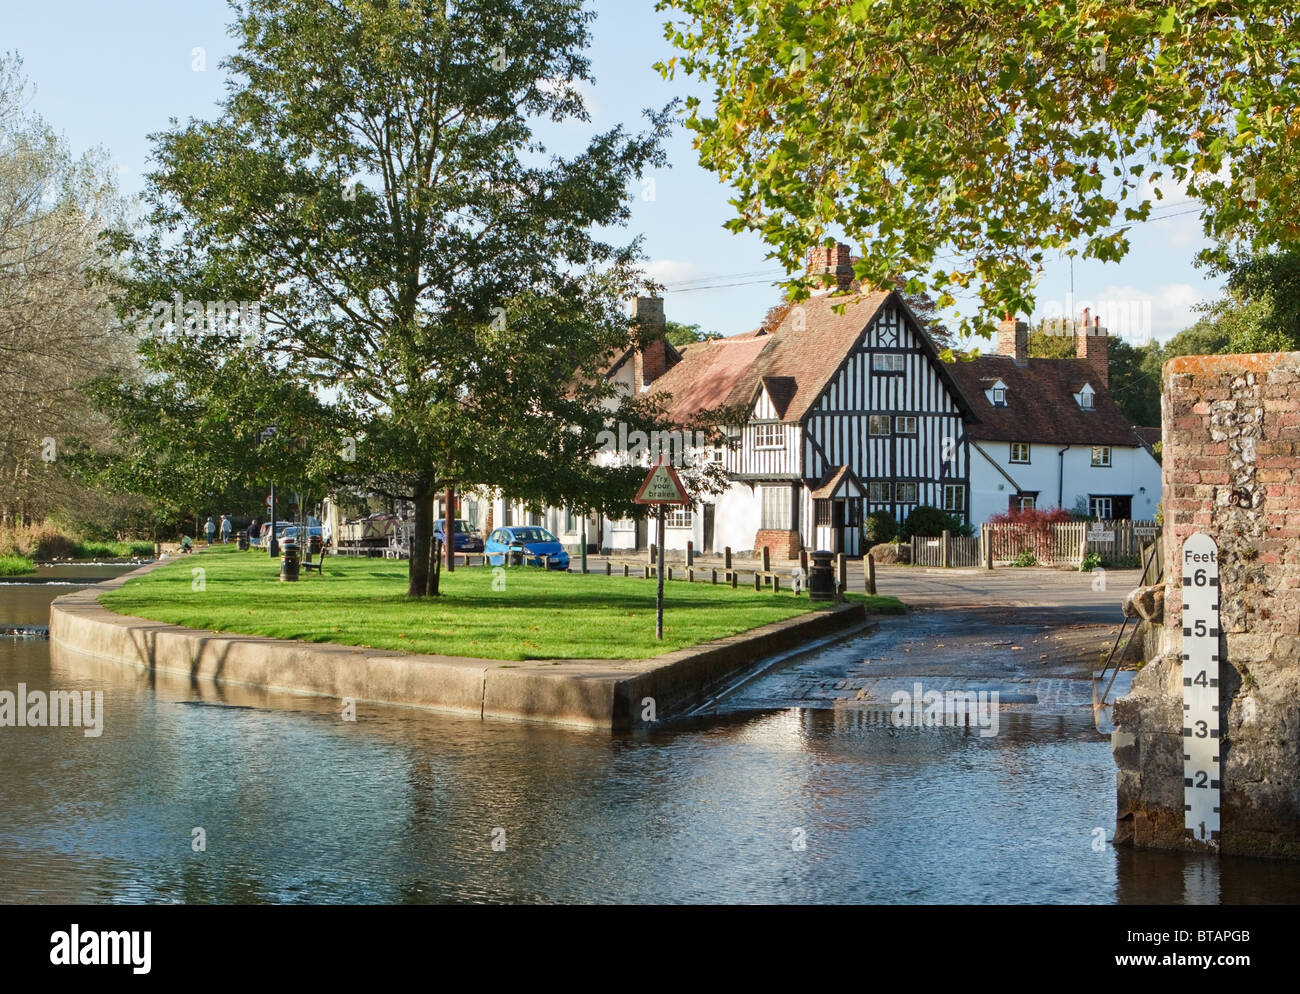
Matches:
[1,578,1297,905]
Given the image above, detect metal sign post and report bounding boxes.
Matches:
[1181,532,1221,848]
[656,505,666,639]
[634,456,689,641]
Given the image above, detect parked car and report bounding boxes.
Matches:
[433,518,485,553]
[253,520,299,546]
[282,523,323,553]
[485,526,569,570]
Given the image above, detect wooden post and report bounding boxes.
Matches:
[866,553,877,595]
[711,568,717,584]
[942,529,951,568]
[686,540,694,567]
[983,526,993,570]
[753,571,761,591]
[606,561,611,575]
[761,546,771,573]
[731,570,738,590]
[800,548,808,576]
[624,564,629,577]
[773,574,780,593]
[649,542,657,564]
[836,553,846,599]
[724,546,732,571]
[667,566,672,582]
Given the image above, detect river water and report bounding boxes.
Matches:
[2,572,1297,904]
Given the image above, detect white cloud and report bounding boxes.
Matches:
[640,259,705,288]
[1033,282,1207,344]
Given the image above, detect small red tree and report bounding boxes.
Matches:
[987,507,1073,564]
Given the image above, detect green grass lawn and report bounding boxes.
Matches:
[0,554,35,576]
[98,545,903,661]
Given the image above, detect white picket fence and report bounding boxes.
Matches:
[982,519,1158,567]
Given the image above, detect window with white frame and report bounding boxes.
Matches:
[942,485,965,513]
[1089,496,1113,519]
[754,422,783,449]
[869,414,891,436]
[872,353,905,373]
[1010,442,1030,463]
[896,416,918,434]
[896,482,918,503]
[1091,445,1112,467]
[992,387,1007,406]
[1078,386,1094,409]
[612,517,635,532]
[868,481,891,502]
[760,485,790,529]
[665,506,692,528]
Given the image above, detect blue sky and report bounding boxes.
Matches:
[5,0,1224,346]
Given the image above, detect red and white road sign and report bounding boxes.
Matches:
[634,456,688,504]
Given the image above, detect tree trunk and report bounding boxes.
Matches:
[408,471,434,597]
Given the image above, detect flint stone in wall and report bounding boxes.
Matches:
[1122,584,1164,623]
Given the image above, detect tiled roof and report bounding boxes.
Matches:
[945,356,1145,447]
[649,288,977,425]
[648,335,770,422]
[809,464,863,499]
[734,290,893,422]
[1131,425,1162,450]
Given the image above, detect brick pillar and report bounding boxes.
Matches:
[1112,351,1300,858]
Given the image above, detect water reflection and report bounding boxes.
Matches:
[1,580,1297,904]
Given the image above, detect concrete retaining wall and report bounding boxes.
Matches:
[50,562,868,731]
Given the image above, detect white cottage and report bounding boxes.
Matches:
[946,313,1163,524]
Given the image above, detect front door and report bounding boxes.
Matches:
[831,500,845,554]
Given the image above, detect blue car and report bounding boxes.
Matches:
[434,518,485,553]
[485,526,570,570]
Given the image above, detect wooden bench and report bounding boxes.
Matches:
[302,547,329,575]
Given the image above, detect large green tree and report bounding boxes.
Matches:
[105,0,672,596]
[658,1,1300,338]
[0,53,134,527]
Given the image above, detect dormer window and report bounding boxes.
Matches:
[1077,383,1095,410]
[992,387,1007,407]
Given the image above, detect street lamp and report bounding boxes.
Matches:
[268,483,279,557]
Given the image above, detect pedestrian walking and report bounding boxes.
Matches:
[204,516,216,544]
[220,515,232,543]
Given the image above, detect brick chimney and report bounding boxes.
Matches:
[1075,308,1109,387]
[807,242,854,292]
[632,295,669,387]
[996,314,1029,365]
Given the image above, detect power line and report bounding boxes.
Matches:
[655,203,1205,294]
